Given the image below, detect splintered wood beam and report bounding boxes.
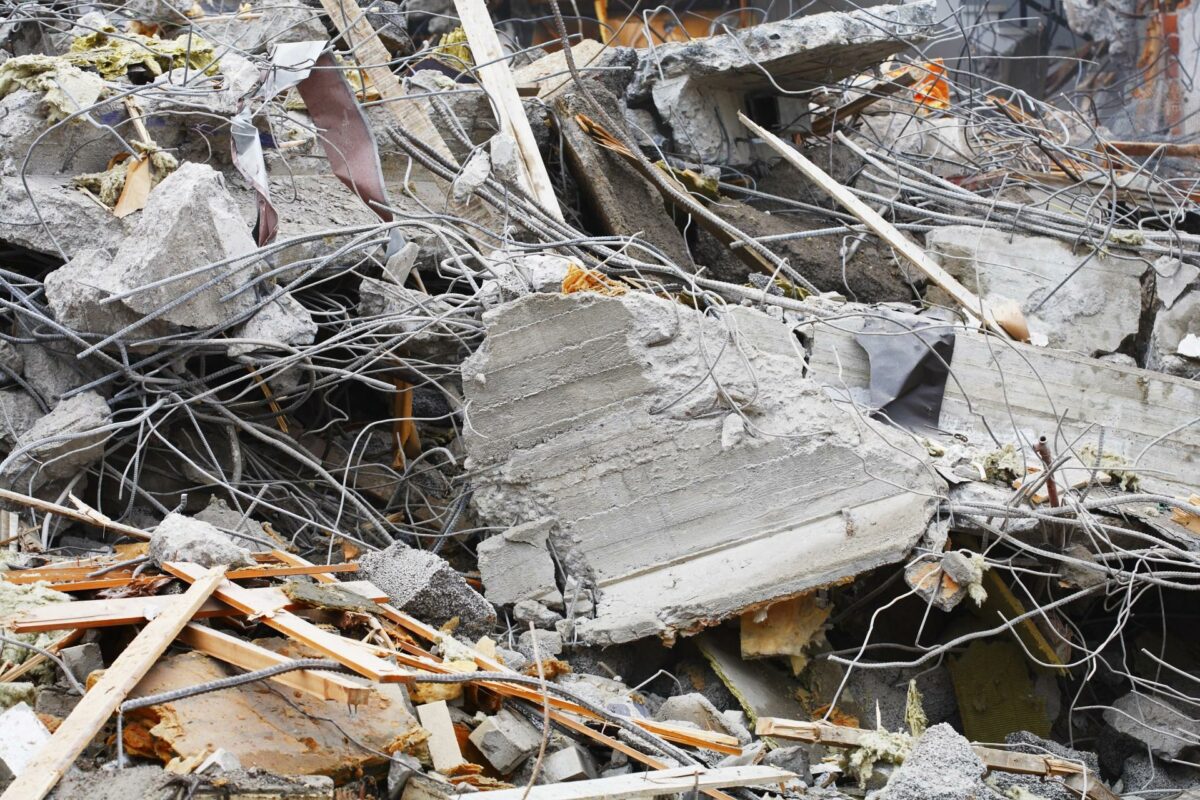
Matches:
[178,623,372,705]
[451,0,564,220]
[7,579,387,633]
[163,561,411,683]
[479,766,794,800]
[738,112,1017,340]
[3,561,359,592]
[318,0,455,163]
[0,565,228,800]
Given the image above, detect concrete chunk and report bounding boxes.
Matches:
[478,518,561,606]
[358,544,495,637]
[1,390,111,491]
[516,628,563,660]
[540,745,599,783]
[1104,692,1200,762]
[468,708,543,773]
[924,225,1145,354]
[45,163,259,337]
[462,292,940,645]
[149,513,255,569]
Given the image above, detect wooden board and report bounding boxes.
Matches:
[738,112,1011,338]
[318,0,453,163]
[5,579,386,633]
[3,561,357,591]
[163,562,410,683]
[0,565,227,800]
[479,766,794,800]
[178,623,372,705]
[451,0,563,220]
[416,700,466,772]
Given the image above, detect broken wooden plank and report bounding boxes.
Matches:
[0,487,151,540]
[163,561,411,683]
[479,765,794,800]
[0,565,227,800]
[123,648,417,777]
[6,579,385,633]
[318,0,453,163]
[450,0,563,220]
[4,560,358,592]
[738,112,1015,339]
[177,623,371,705]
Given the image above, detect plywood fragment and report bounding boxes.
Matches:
[124,649,418,781]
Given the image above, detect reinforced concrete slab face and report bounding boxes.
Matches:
[461,292,941,645]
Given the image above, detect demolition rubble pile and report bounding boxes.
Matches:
[0,0,1197,797]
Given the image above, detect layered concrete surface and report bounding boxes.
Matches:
[462,292,941,645]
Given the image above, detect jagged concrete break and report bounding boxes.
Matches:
[461,292,941,645]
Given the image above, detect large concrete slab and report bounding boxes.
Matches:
[801,306,1200,497]
[461,292,941,645]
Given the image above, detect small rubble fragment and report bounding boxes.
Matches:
[468,708,543,773]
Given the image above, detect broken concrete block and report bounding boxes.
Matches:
[0,390,43,450]
[540,745,599,783]
[925,225,1145,354]
[357,279,463,361]
[872,724,988,799]
[1104,692,1200,762]
[512,599,563,629]
[148,512,255,569]
[0,702,50,782]
[1,390,111,491]
[763,745,811,784]
[228,293,317,357]
[1153,256,1199,309]
[358,543,495,637]
[628,1,935,163]
[516,628,562,660]
[0,176,126,260]
[478,518,561,606]
[462,292,940,645]
[58,642,103,684]
[496,646,529,673]
[45,163,259,337]
[387,752,423,799]
[468,707,543,773]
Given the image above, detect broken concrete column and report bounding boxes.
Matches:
[1,390,111,492]
[44,162,260,337]
[924,225,1146,354]
[358,544,495,637]
[148,513,255,569]
[468,707,543,773]
[540,745,599,783]
[462,292,940,645]
[477,517,562,606]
